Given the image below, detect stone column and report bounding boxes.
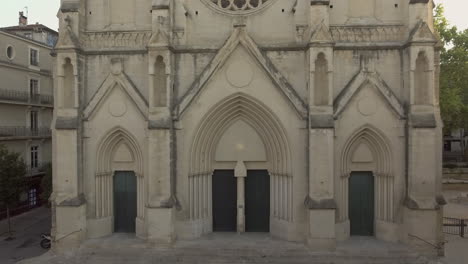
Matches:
[404,0,445,256]
[307,0,337,251]
[145,0,176,245]
[235,160,247,233]
[52,1,87,253]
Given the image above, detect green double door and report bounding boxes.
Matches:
[212,170,270,232]
[349,172,374,236]
[114,171,137,233]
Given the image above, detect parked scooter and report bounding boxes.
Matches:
[40,233,51,249]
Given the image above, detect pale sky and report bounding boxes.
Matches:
[0,0,466,31]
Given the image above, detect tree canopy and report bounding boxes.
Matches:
[434,4,468,133]
[0,145,27,209]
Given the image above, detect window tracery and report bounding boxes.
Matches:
[206,0,273,14]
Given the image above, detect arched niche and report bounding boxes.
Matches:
[95,127,145,221]
[414,51,431,105]
[338,125,395,223]
[314,53,329,106]
[188,93,293,229]
[214,120,267,162]
[153,56,167,107]
[62,57,75,108]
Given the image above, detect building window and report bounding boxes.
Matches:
[29,79,39,102]
[30,48,38,66]
[30,146,39,169]
[444,141,452,152]
[6,45,15,60]
[29,188,38,206]
[24,33,32,39]
[30,111,38,134]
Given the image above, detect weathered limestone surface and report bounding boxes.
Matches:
[52,0,444,257]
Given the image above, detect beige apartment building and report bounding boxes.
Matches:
[52,0,444,258]
[0,14,57,216]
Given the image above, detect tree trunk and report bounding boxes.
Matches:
[6,206,12,238]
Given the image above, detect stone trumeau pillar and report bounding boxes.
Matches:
[146,0,176,245]
[306,0,336,251]
[52,0,86,252]
[405,0,445,256]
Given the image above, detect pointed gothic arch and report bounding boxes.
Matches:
[95,127,145,221]
[188,93,293,225]
[338,125,395,223]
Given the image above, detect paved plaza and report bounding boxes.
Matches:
[0,207,51,264]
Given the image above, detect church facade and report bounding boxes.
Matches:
[52,0,444,256]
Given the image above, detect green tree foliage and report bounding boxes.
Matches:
[40,163,52,205]
[434,4,468,133]
[0,145,27,240]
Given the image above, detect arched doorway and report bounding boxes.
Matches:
[95,128,145,234]
[189,94,292,234]
[338,126,394,237]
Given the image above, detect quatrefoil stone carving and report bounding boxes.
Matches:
[204,0,274,14]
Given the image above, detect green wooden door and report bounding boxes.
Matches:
[212,170,237,232]
[245,170,270,232]
[349,172,374,236]
[114,171,137,233]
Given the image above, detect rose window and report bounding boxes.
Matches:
[205,0,274,14]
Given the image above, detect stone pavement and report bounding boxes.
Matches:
[0,207,51,264]
[18,233,440,264]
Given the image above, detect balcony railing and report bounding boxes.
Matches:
[26,162,46,177]
[0,126,51,138]
[0,89,53,105]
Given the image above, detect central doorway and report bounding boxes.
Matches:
[349,171,374,236]
[246,170,270,232]
[212,169,270,232]
[113,171,137,233]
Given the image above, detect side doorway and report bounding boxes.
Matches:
[348,171,374,236]
[114,171,137,233]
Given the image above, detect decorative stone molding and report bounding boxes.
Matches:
[55,117,79,130]
[410,113,436,128]
[176,27,307,119]
[58,194,86,207]
[81,32,153,50]
[202,0,276,15]
[338,126,395,223]
[95,127,145,219]
[309,114,334,129]
[304,196,337,209]
[188,94,293,222]
[330,25,407,43]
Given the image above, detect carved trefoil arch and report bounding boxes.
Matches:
[203,0,276,15]
[95,127,145,221]
[338,125,395,223]
[188,93,293,225]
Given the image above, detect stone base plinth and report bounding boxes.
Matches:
[53,203,87,253]
[307,209,336,251]
[146,207,175,245]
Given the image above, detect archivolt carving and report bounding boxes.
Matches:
[95,127,145,220]
[203,0,275,14]
[338,126,395,223]
[330,25,406,43]
[189,93,292,222]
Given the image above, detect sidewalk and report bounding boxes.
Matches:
[0,207,51,264]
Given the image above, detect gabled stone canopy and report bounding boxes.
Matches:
[334,68,405,119]
[83,61,148,120]
[176,26,308,119]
